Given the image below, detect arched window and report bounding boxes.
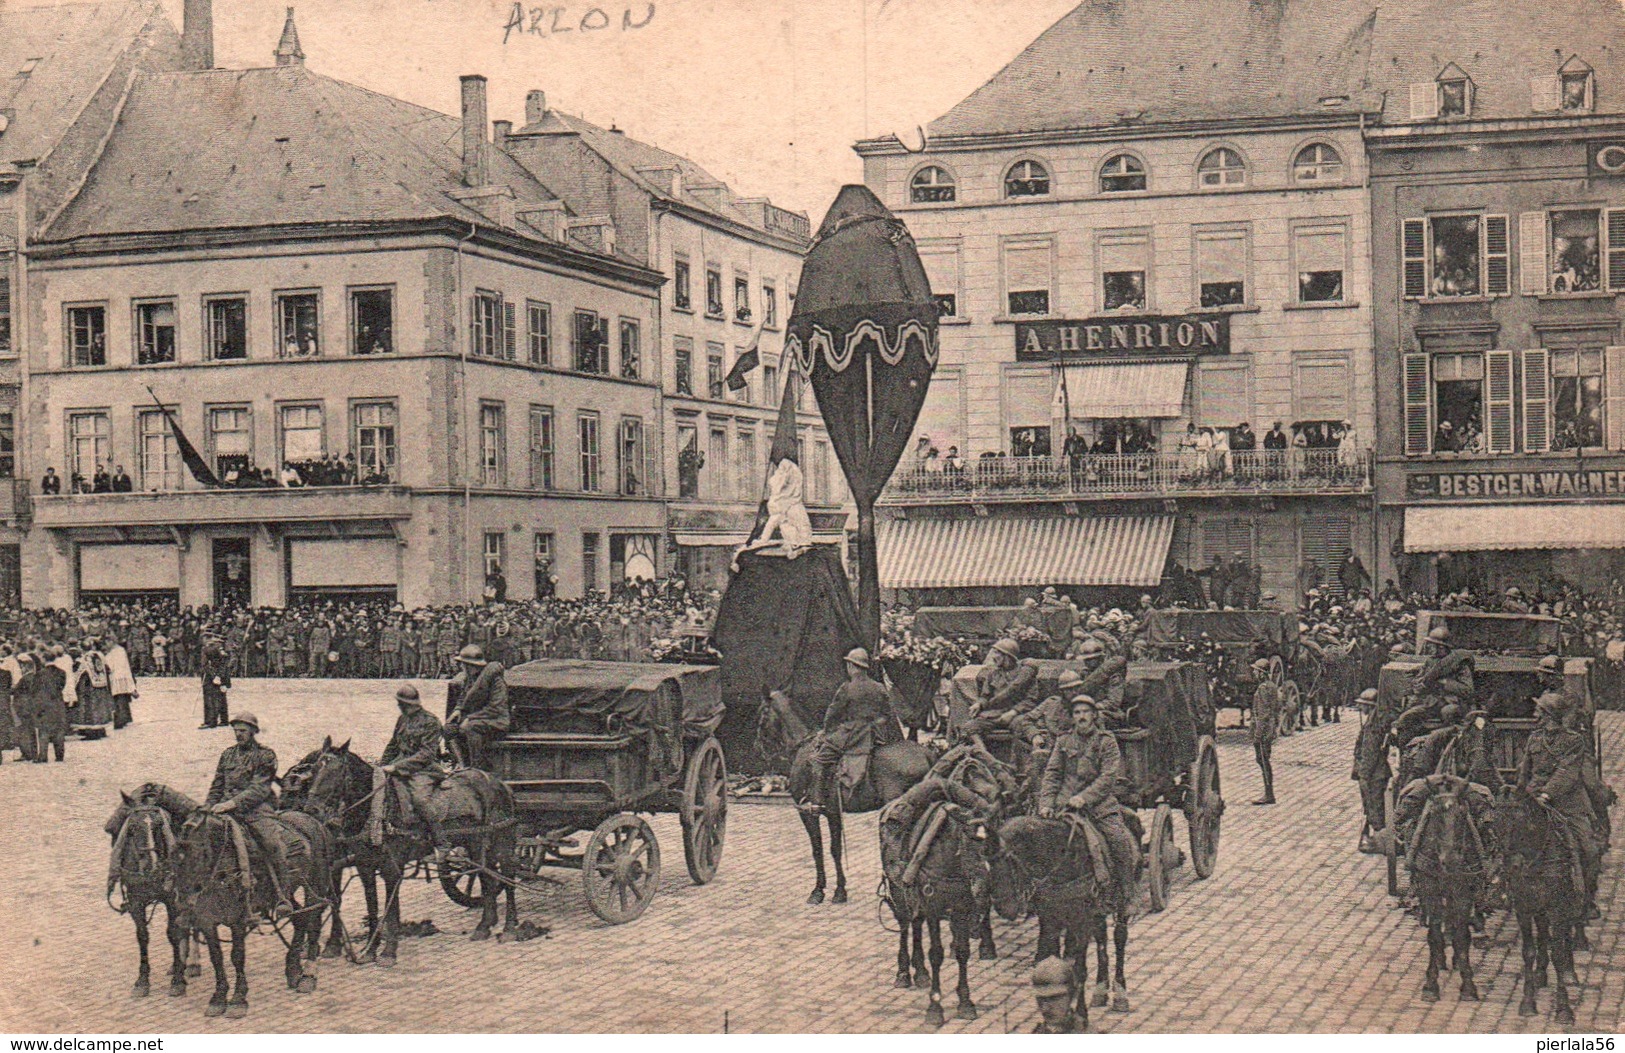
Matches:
[1197,147,1246,187]
[910,166,956,204]
[1004,160,1050,198]
[1293,143,1343,184]
[1099,153,1146,193]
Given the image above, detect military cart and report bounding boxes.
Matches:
[948,657,1222,912]
[1141,609,1302,734]
[475,660,729,924]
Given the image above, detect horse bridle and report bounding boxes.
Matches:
[107,802,176,913]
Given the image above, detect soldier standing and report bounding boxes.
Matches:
[1353,687,1391,852]
[1250,658,1279,805]
[200,637,232,729]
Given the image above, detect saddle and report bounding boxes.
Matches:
[380,767,494,833]
[1058,813,1114,889]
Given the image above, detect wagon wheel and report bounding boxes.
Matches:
[1267,655,1286,686]
[1278,680,1301,738]
[1385,780,1404,897]
[680,736,728,885]
[1184,735,1222,880]
[1146,803,1182,913]
[583,813,662,924]
[439,865,489,910]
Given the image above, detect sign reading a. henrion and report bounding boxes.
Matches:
[1015,313,1231,360]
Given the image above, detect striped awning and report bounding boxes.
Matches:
[1053,361,1189,419]
[878,515,1174,589]
[1405,505,1625,552]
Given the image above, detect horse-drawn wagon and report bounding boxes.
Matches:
[947,657,1222,912]
[1141,608,1301,733]
[480,660,729,923]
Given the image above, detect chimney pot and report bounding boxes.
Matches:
[460,75,490,188]
[182,0,215,70]
[525,90,547,126]
[492,120,512,149]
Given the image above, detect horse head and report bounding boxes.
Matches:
[170,812,238,916]
[278,749,323,811]
[304,737,368,830]
[1416,774,1486,876]
[111,789,178,891]
[988,814,1060,922]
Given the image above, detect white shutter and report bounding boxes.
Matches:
[1531,75,1562,112]
[1484,215,1510,295]
[502,299,517,361]
[1523,348,1551,453]
[1403,352,1432,455]
[1099,234,1148,274]
[1402,218,1428,299]
[1606,209,1625,291]
[1197,362,1250,427]
[1196,231,1247,286]
[1410,82,1439,120]
[1520,211,1548,295]
[1606,346,1625,450]
[1486,350,1515,453]
[1295,358,1350,420]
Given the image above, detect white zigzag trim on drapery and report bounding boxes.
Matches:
[786,319,940,373]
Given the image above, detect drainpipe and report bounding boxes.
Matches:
[455,222,477,603]
[1359,109,1383,587]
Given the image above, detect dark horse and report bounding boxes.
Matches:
[758,688,933,906]
[1396,773,1491,1005]
[104,784,197,999]
[989,815,1134,1033]
[1494,786,1588,1024]
[303,738,518,961]
[170,809,335,1018]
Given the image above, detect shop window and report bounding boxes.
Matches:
[1292,143,1343,184]
[277,291,321,357]
[135,300,177,365]
[1551,348,1605,450]
[529,405,555,490]
[1432,353,1485,452]
[350,287,393,355]
[1009,426,1051,458]
[1197,147,1246,188]
[205,296,248,360]
[1195,228,1247,307]
[910,165,956,204]
[673,257,692,311]
[1004,160,1050,198]
[1099,154,1146,193]
[1550,210,1603,293]
[578,411,601,493]
[66,304,107,367]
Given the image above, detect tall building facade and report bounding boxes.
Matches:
[20,30,667,607]
[857,0,1378,606]
[504,101,836,592]
[1367,1,1625,595]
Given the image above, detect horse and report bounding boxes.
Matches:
[302,738,518,961]
[170,808,335,1018]
[757,688,934,906]
[279,749,360,963]
[104,784,197,999]
[989,814,1133,1033]
[1493,786,1589,1024]
[1395,773,1492,1005]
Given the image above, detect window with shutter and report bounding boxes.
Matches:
[502,299,517,361]
[1196,361,1250,427]
[1299,513,1353,597]
[1486,350,1515,453]
[1403,352,1431,455]
[1402,219,1427,299]
[1100,231,1150,311]
[1531,75,1562,112]
[1607,209,1625,291]
[1523,348,1551,452]
[1606,346,1625,450]
[0,276,11,355]
[1201,519,1256,567]
[1004,240,1053,315]
[1520,212,1548,295]
[1195,228,1248,307]
[1294,357,1349,421]
[1410,82,1439,120]
[1293,222,1347,303]
[1484,215,1510,295]
[918,242,962,318]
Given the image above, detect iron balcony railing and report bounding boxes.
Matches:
[883,447,1373,503]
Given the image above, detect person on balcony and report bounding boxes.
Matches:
[1195,426,1216,481]
[1337,419,1363,481]
[91,465,112,493]
[111,466,133,493]
[1177,424,1202,482]
[39,467,61,495]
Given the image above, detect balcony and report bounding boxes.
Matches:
[32,485,414,531]
[0,479,30,526]
[881,449,1372,506]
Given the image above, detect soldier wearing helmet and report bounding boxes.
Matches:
[1519,686,1604,908]
[964,638,1039,741]
[444,644,509,770]
[370,683,449,858]
[1074,637,1130,727]
[203,712,293,915]
[1012,669,1084,776]
[1249,658,1279,805]
[808,647,899,813]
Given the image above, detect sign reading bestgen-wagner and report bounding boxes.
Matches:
[1015,313,1231,360]
[1407,469,1625,500]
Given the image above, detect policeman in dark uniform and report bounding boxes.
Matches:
[445,645,509,770]
[1353,687,1391,852]
[809,647,896,812]
[199,637,232,730]
[203,712,292,915]
[369,684,449,856]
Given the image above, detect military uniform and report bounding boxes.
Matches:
[378,623,402,679]
[810,672,898,806]
[1354,700,1397,832]
[206,738,288,890]
[1078,656,1128,724]
[447,661,509,769]
[963,659,1039,738]
[1519,719,1603,877]
[1038,726,1139,907]
[200,646,232,728]
[374,705,445,840]
[1251,678,1280,803]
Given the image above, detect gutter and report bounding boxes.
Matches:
[455,222,476,603]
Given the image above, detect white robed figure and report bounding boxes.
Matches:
[733,355,815,568]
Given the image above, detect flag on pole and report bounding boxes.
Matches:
[145,386,219,488]
[768,354,800,464]
[724,319,766,392]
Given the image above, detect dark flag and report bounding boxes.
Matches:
[724,322,765,392]
[145,386,219,488]
[768,355,800,464]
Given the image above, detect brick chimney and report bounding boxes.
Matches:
[460,75,489,188]
[492,120,512,149]
[182,0,215,70]
[525,90,547,126]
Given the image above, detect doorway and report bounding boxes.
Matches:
[212,537,252,608]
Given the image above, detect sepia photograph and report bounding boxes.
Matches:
[0,0,1622,1037]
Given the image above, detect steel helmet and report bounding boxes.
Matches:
[1359,688,1379,702]
[1032,957,1075,997]
[990,639,1021,662]
[1076,638,1105,659]
[1055,670,1086,692]
[455,644,487,665]
[395,683,421,704]
[1427,626,1451,644]
[229,712,260,733]
[1538,655,1562,675]
[843,647,871,670]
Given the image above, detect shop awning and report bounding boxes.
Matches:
[1405,504,1625,551]
[878,515,1173,589]
[1052,362,1189,419]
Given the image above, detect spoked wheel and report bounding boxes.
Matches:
[583,813,661,924]
[1385,780,1403,897]
[1146,803,1182,913]
[1279,680,1302,738]
[439,862,488,909]
[1185,735,1223,880]
[680,736,728,885]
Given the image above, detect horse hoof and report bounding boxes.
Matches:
[807,889,825,905]
[1519,1002,1538,1017]
[924,1004,945,1028]
[169,984,186,998]
[1111,993,1131,1014]
[1556,1007,1576,1026]
[915,972,931,990]
[978,943,997,961]
[132,982,149,998]
[1091,984,1109,1009]
[955,1003,979,1022]
[469,929,491,943]
[186,964,202,978]
[204,1003,226,1019]
[1420,988,1440,1003]
[831,888,848,905]
[1559,969,1578,987]
[321,945,344,960]
[224,1004,248,1021]
[355,950,376,966]
[296,976,317,994]
[377,956,396,969]
[1460,982,1480,1002]
[894,973,912,989]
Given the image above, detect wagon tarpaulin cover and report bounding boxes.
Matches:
[912,606,1028,642]
[505,660,725,738]
[1141,609,1297,656]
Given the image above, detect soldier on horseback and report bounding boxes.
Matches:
[1012,670,1083,778]
[445,645,509,770]
[202,713,293,917]
[1518,689,1603,916]
[1391,626,1475,761]
[808,647,897,813]
[369,683,452,861]
[1037,695,1141,915]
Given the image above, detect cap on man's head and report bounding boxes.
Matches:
[1032,957,1075,998]
[395,683,421,704]
[990,638,1021,661]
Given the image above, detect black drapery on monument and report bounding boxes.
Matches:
[786,185,938,649]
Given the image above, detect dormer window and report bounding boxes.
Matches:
[1413,65,1473,120]
[1004,160,1050,198]
[909,166,956,204]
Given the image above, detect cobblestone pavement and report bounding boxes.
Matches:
[0,678,1621,1034]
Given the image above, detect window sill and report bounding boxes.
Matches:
[672,305,694,315]
[1537,291,1615,302]
[1283,300,1361,311]
[1188,304,1262,315]
[1414,295,1495,305]
[993,314,1066,324]
[704,312,726,323]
